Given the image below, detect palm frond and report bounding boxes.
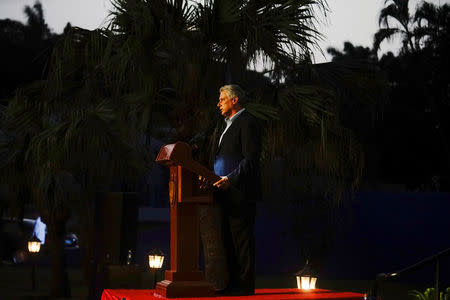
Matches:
[379,0,410,28]
[311,60,388,110]
[244,0,322,63]
[35,171,79,217]
[373,27,402,51]
[414,1,437,26]
[245,103,279,121]
[278,84,334,125]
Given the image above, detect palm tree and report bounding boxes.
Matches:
[0,1,56,99]
[1,25,148,297]
[23,1,52,42]
[374,0,418,53]
[413,2,450,172]
[190,0,326,80]
[372,1,450,187]
[142,0,372,270]
[414,2,450,51]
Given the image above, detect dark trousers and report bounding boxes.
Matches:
[220,200,256,292]
[199,203,228,290]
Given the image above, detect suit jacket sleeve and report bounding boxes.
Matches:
[226,115,261,187]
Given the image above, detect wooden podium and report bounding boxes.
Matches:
[155,142,219,298]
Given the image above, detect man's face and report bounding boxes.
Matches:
[217,91,236,118]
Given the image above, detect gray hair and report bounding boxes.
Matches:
[219,84,247,106]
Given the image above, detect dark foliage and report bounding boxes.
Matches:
[0,2,59,101]
[328,1,450,191]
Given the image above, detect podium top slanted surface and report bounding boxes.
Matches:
[156,142,220,183]
[156,142,192,167]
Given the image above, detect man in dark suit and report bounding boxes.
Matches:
[212,84,261,296]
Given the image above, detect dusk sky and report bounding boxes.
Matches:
[1,0,449,62]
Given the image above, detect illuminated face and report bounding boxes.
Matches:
[217,91,237,118]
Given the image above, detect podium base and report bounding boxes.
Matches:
[155,279,215,298]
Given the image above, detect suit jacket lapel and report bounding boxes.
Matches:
[216,111,245,154]
[216,121,226,154]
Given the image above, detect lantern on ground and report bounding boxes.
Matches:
[295,260,318,290]
[28,235,41,253]
[148,250,165,269]
[28,235,41,291]
[148,250,165,288]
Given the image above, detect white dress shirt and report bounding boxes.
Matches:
[218,108,246,147]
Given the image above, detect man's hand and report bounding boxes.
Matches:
[213,176,231,190]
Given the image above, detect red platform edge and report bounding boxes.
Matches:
[102,288,365,300]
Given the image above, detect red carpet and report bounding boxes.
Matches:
[101,289,365,300]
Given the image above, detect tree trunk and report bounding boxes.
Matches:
[47,215,71,298]
[83,191,104,300]
[80,195,96,300]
